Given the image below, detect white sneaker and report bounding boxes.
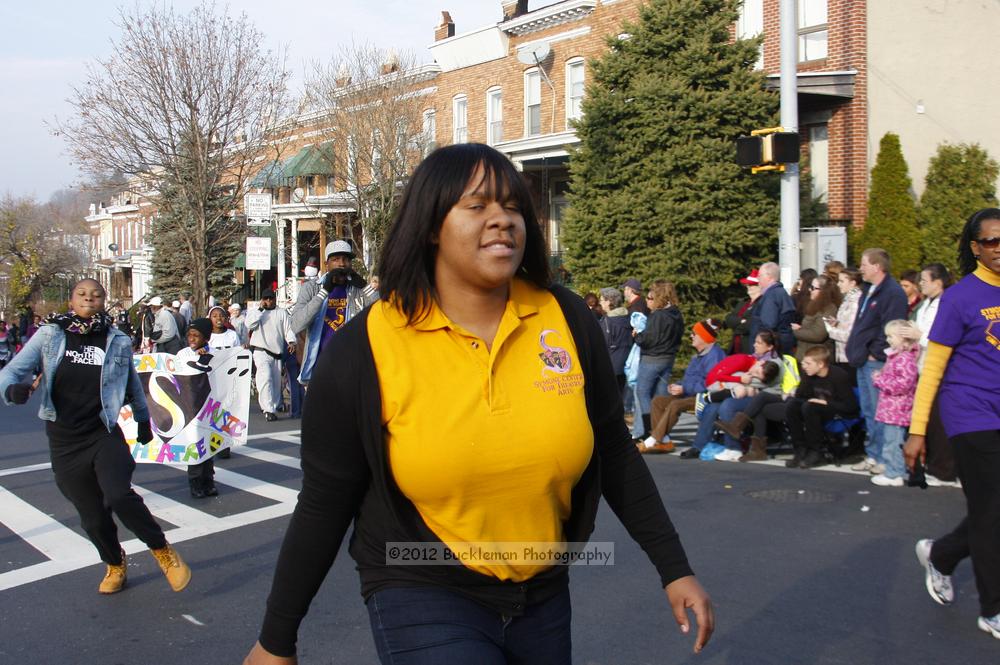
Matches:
[871,474,904,487]
[870,463,886,476]
[978,614,1000,640]
[915,539,954,605]
[642,436,658,449]
[714,448,743,462]
[851,457,876,472]
[925,474,962,488]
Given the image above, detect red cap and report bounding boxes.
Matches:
[739,268,760,285]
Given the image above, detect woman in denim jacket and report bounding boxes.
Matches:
[0,279,190,596]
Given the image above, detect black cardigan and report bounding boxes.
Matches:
[258,285,693,656]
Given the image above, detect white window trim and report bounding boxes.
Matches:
[565,58,585,128]
[422,109,437,156]
[486,87,502,146]
[452,94,468,144]
[797,0,828,62]
[524,68,542,137]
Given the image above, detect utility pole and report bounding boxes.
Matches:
[779,0,801,288]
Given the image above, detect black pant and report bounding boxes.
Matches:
[785,399,842,451]
[50,427,167,565]
[188,458,215,482]
[930,429,1000,617]
[743,392,786,437]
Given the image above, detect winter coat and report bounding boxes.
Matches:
[794,304,837,362]
[750,282,796,354]
[872,346,919,426]
[825,288,860,363]
[634,306,683,359]
[599,307,633,376]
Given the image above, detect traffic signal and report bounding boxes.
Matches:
[735,130,800,170]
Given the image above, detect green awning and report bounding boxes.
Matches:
[250,159,287,188]
[283,142,336,178]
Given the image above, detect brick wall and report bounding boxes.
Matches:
[760,0,868,227]
[430,1,643,147]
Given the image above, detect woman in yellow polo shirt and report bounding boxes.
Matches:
[244,144,713,664]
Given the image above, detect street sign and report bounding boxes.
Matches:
[245,193,272,227]
[246,237,271,270]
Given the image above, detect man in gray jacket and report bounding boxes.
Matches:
[291,240,377,385]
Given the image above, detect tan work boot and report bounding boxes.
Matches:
[98,548,128,594]
[151,544,191,592]
[740,436,769,462]
[716,412,751,440]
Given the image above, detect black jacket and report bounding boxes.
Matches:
[600,310,633,376]
[794,365,859,415]
[845,276,908,367]
[634,306,684,359]
[750,282,796,354]
[258,286,694,657]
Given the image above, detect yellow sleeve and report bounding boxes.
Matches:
[909,341,953,436]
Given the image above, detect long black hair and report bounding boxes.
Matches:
[958,207,1000,276]
[377,143,550,323]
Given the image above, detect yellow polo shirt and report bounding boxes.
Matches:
[367,278,594,581]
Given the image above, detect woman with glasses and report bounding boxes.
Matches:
[791,273,842,363]
[632,280,684,441]
[906,208,1000,641]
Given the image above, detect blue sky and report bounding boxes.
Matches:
[0,1,505,200]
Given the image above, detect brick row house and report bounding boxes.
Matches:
[87,0,1000,304]
[84,182,158,306]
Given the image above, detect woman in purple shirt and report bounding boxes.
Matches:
[905,207,1000,640]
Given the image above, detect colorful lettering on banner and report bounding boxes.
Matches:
[119,349,252,465]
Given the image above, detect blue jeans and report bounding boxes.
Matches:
[857,361,885,462]
[881,424,907,478]
[367,586,571,665]
[719,396,753,450]
[636,357,674,416]
[281,347,304,418]
[630,384,643,439]
[693,400,723,450]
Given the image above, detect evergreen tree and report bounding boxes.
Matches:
[919,143,998,273]
[562,0,779,317]
[151,181,243,303]
[852,132,920,271]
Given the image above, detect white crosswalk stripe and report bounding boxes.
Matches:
[0,430,304,591]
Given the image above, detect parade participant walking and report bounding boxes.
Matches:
[208,306,242,349]
[290,240,376,385]
[0,278,190,595]
[246,290,296,422]
[228,303,249,345]
[148,296,182,354]
[906,208,1000,640]
[177,317,219,497]
[847,248,909,475]
[244,143,712,665]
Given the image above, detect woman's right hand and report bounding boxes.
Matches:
[903,434,927,472]
[243,642,296,665]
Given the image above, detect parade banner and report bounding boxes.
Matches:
[118,348,252,465]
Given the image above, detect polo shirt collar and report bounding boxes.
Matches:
[388,278,541,332]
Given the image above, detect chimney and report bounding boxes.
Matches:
[435,11,455,41]
[501,0,529,20]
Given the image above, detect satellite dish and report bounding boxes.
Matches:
[516,42,551,66]
[292,187,305,203]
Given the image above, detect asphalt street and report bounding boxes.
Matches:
[0,394,995,664]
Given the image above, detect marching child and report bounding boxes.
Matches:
[177,318,218,498]
[870,319,921,487]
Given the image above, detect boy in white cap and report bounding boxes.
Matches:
[290,240,377,385]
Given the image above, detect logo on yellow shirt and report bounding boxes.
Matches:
[538,329,571,375]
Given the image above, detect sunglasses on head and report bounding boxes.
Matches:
[976,236,1000,249]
